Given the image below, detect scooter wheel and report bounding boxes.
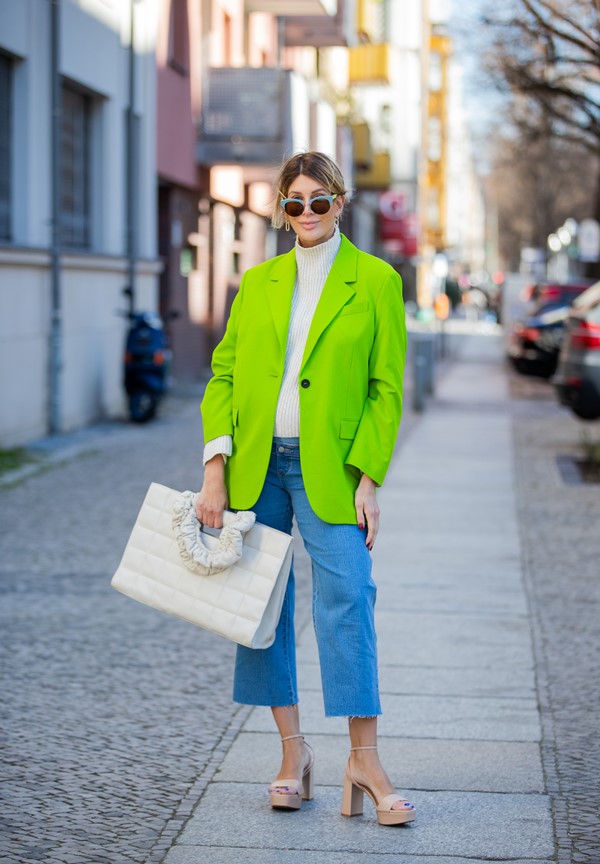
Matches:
[129,391,157,423]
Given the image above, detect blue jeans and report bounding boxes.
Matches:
[233,438,381,717]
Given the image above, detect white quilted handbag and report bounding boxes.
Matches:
[111,483,293,649]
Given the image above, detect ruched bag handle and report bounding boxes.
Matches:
[172,491,256,576]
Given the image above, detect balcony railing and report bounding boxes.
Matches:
[284,0,355,47]
[245,0,336,14]
[351,121,372,170]
[198,67,309,166]
[354,151,390,189]
[348,43,391,85]
[356,0,381,42]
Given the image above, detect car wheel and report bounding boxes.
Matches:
[572,403,600,421]
[513,358,531,375]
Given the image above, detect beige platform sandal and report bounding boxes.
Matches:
[341,745,416,826]
[268,734,314,811]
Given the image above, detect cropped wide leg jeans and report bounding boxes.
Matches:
[233,438,381,717]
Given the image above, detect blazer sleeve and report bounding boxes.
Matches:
[200,275,245,443]
[344,270,407,485]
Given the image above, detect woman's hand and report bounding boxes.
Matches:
[355,473,380,551]
[195,455,229,528]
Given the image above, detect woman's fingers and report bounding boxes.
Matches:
[364,509,379,550]
[355,501,366,531]
[355,482,380,551]
[197,508,223,529]
[194,491,228,528]
[197,457,228,528]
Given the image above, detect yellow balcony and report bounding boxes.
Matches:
[351,121,372,170]
[356,0,379,42]
[355,151,390,189]
[348,43,391,85]
[430,32,452,57]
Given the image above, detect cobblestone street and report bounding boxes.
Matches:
[0,393,275,864]
[1,332,599,863]
[511,380,600,864]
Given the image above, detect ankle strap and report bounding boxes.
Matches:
[350,745,377,751]
[281,734,304,742]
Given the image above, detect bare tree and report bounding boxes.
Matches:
[482,0,600,220]
[487,110,594,268]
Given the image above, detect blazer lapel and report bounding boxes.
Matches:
[265,249,296,358]
[301,235,358,367]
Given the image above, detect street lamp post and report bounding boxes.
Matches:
[547,220,579,282]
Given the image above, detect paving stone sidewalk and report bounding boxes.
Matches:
[511,380,600,864]
[2,327,598,863]
[161,331,599,864]
[0,392,273,864]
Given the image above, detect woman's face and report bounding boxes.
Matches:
[283,174,344,248]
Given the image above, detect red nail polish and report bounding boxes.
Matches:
[359,523,364,530]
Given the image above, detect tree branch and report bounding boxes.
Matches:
[520,0,600,58]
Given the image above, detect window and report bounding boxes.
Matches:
[0,53,12,241]
[222,12,232,66]
[61,83,92,248]
[168,0,189,74]
[429,52,442,93]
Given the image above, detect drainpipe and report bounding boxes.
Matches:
[276,15,285,68]
[125,0,137,315]
[49,0,62,434]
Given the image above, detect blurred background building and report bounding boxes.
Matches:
[0,0,488,447]
[0,0,159,445]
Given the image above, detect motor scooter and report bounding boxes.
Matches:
[123,311,173,423]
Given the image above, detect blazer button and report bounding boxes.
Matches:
[301,379,310,389]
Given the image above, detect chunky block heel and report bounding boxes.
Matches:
[341,774,364,817]
[302,761,314,801]
[341,745,416,826]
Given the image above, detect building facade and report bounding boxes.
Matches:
[0,0,159,446]
[157,0,360,381]
[0,0,488,446]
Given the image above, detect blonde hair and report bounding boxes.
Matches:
[271,151,349,229]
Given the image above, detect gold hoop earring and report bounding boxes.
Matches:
[285,220,290,232]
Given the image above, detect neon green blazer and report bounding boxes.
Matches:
[201,234,407,524]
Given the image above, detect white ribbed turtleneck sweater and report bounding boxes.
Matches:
[274,227,341,436]
[203,227,341,464]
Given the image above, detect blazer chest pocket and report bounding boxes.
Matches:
[338,300,369,317]
[339,419,359,439]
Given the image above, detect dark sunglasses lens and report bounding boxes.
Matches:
[283,200,304,217]
[310,197,332,215]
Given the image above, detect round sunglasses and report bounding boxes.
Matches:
[280,193,338,218]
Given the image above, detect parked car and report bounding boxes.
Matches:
[507,281,594,378]
[553,281,600,420]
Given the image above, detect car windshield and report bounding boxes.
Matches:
[571,280,600,314]
[533,302,568,318]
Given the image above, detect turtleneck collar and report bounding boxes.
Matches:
[295,226,341,274]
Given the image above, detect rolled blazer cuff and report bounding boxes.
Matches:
[203,435,233,466]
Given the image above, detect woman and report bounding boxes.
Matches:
[196,151,414,826]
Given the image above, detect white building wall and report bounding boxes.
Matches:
[0,252,50,445]
[352,0,424,211]
[313,100,338,159]
[388,0,423,191]
[446,62,486,271]
[0,0,159,447]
